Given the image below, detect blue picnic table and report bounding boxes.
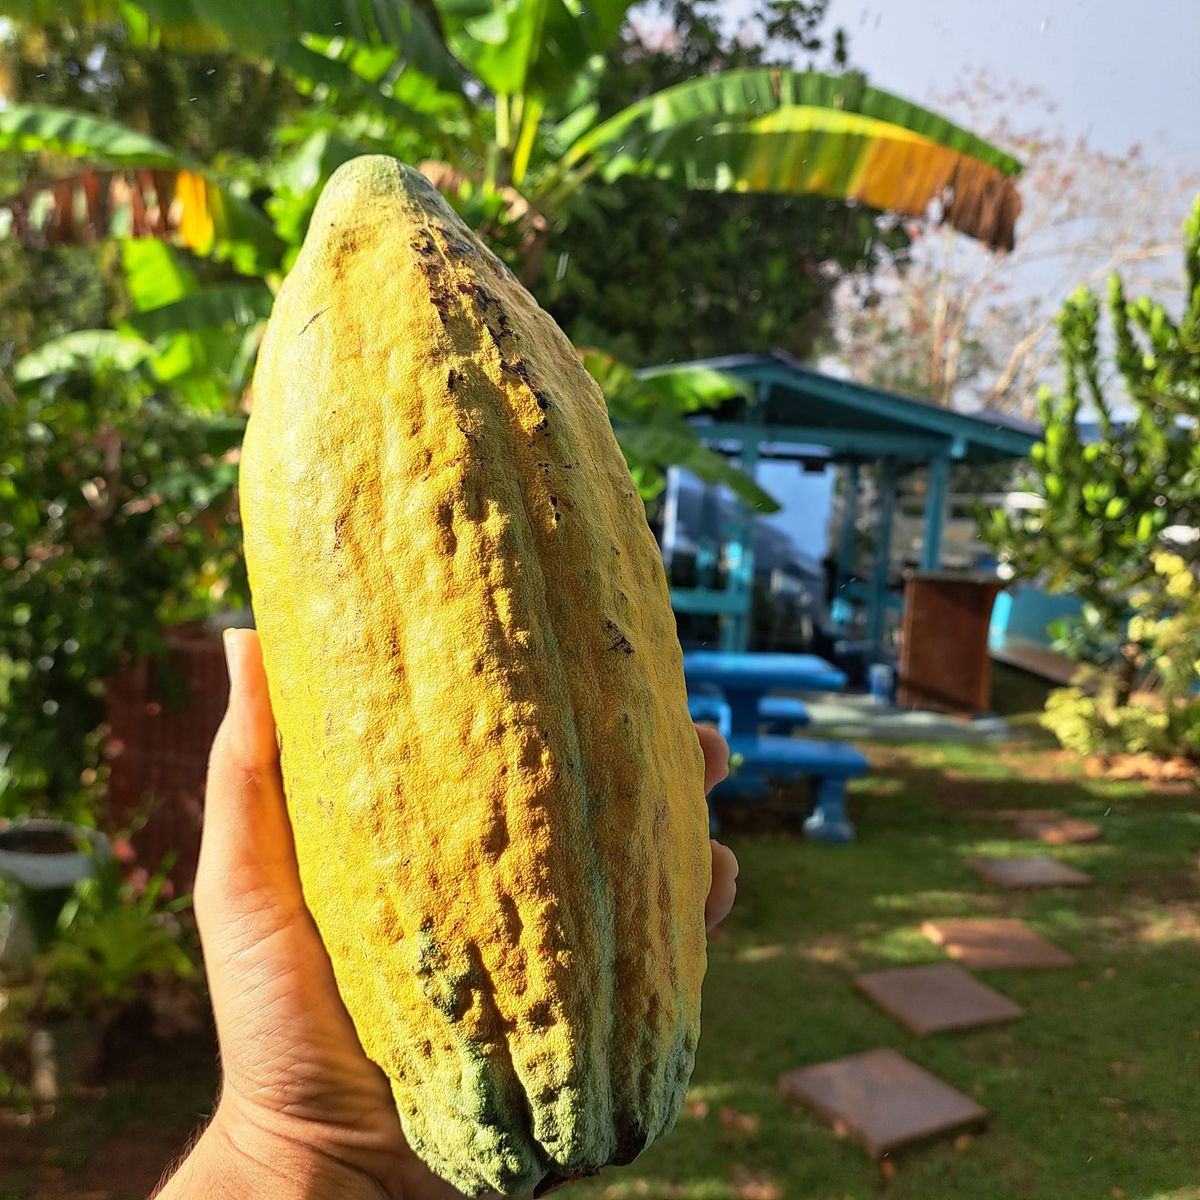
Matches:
[683,651,847,734]
[682,650,865,843]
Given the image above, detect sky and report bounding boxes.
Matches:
[817,0,1200,164]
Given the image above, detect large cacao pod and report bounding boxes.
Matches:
[239,156,711,1197]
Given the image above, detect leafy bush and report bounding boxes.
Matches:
[0,353,245,822]
[986,197,1200,758]
[34,849,196,1020]
[1041,553,1200,759]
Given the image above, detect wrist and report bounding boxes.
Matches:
[157,1103,389,1200]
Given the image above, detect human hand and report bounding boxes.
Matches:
[157,628,738,1199]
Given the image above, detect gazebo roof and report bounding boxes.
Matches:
[658,350,1040,465]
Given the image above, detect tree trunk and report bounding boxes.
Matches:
[1115,644,1140,708]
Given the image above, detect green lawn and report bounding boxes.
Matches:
[4,684,1200,1200]
[575,734,1200,1200]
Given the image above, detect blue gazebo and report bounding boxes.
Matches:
[659,350,1040,653]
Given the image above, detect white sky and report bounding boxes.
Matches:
[812,0,1199,164]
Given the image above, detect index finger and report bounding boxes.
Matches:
[694,723,730,794]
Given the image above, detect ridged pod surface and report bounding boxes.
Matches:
[239,156,710,1197]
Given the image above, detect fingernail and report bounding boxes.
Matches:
[222,628,245,700]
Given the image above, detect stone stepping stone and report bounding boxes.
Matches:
[854,963,1023,1036]
[923,917,1075,969]
[966,856,1092,889]
[779,1047,986,1158]
[1013,815,1103,845]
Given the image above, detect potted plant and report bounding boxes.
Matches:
[26,850,197,1103]
[0,820,111,965]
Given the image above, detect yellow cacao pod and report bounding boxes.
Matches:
[239,156,710,1197]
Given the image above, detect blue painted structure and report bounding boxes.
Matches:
[987,584,1084,683]
[687,694,811,737]
[715,736,869,844]
[648,351,1040,655]
[989,586,1084,646]
[683,649,861,839]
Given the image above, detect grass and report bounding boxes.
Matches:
[573,723,1200,1200]
[4,670,1200,1200]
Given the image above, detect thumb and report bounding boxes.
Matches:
[195,629,305,941]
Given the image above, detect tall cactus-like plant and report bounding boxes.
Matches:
[984,196,1200,712]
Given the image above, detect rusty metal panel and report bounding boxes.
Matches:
[898,574,1004,715]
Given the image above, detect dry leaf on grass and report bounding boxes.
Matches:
[719,1107,762,1135]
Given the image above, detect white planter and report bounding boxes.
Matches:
[0,820,109,891]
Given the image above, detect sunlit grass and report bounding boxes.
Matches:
[3,716,1198,1200]
[573,735,1200,1200]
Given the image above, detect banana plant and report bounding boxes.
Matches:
[0,1,1023,276]
[0,0,1021,490]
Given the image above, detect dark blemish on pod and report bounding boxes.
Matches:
[604,618,634,655]
[611,1122,650,1166]
[447,367,460,391]
[526,1000,554,1029]
[299,307,328,337]
[411,231,438,258]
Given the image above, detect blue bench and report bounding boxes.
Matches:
[687,694,811,736]
[712,735,868,843]
[759,696,812,735]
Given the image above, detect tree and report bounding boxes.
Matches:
[832,76,1198,413]
[0,3,1022,287]
[0,30,301,821]
[0,3,1022,492]
[983,196,1200,757]
[0,338,246,819]
[538,0,908,365]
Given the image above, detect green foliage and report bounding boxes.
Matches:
[1042,552,1200,759]
[533,2,906,363]
[581,349,778,510]
[540,177,898,364]
[0,0,1018,308]
[1,17,302,162]
[985,197,1200,756]
[36,850,195,1018]
[0,351,245,820]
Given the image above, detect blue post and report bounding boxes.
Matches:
[803,777,856,844]
[718,386,768,653]
[695,482,719,590]
[921,456,951,572]
[833,460,860,624]
[719,434,759,652]
[866,458,898,655]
